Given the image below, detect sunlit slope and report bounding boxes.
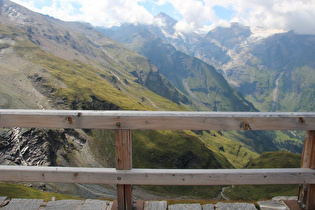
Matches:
[0,25,187,111]
[225,151,301,201]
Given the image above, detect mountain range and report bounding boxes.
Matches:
[100,12,314,112]
[98,20,257,112]
[0,0,311,199]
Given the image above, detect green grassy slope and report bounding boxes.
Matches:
[224,151,301,201]
[241,32,315,112]
[0,182,79,201]
[0,25,186,111]
[197,131,259,168]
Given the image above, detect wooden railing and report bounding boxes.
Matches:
[0,110,315,209]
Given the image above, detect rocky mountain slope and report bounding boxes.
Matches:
[244,31,315,112]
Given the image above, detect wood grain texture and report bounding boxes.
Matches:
[0,166,314,185]
[301,131,315,169]
[116,185,133,210]
[115,130,132,170]
[0,109,314,130]
[115,130,132,210]
[300,130,315,210]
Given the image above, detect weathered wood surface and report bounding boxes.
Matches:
[115,130,132,170]
[115,130,133,210]
[1,198,44,210]
[0,166,314,185]
[0,109,314,130]
[301,131,315,169]
[299,130,315,210]
[116,185,132,210]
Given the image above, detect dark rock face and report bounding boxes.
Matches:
[0,128,86,166]
[0,128,51,166]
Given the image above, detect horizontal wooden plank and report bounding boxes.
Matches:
[0,166,314,185]
[0,109,314,130]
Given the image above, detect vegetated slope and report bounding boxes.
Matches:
[99,24,257,112]
[0,182,80,201]
[244,31,315,112]
[224,151,301,201]
[0,0,254,199]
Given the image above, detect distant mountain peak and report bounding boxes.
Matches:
[230,22,250,29]
[208,22,251,36]
[205,22,252,49]
[154,12,177,28]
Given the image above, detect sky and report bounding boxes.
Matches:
[11,0,315,34]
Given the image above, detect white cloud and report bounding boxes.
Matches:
[77,0,154,27]
[157,0,315,34]
[12,0,155,27]
[11,0,315,34]
[158,0,216,33]
[230,0,315,34]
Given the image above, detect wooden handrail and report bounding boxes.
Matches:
[0,109,315,209]
[0,166,314,185]
[0,110,314,130]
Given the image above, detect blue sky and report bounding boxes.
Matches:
[11,0,315,34]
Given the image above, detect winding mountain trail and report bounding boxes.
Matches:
[220,185,233,201]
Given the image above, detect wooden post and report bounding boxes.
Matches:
[299,130,315,210]
[115,129,132,210]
